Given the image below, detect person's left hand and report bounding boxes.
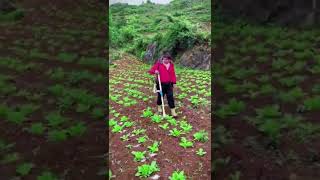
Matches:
[172,84,176,88]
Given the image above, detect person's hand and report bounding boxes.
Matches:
[155,70,159,74]
[172,84,176,88]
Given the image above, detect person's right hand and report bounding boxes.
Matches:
[155,70,159,74]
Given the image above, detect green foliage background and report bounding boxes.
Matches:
[109,0,211,61]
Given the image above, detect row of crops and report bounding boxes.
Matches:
[213,21,320,179]
[109,57,211,179]
[0,1,107,179]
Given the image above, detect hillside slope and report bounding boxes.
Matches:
[109,0,211,70]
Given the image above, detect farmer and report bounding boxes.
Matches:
[148,53,177,117]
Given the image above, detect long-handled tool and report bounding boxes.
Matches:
[155,73,166,117]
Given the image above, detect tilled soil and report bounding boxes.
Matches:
[0,0,107,179]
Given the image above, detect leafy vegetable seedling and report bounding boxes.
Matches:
[159,123,169,130]
[166,116,177,126]
[120,134,130,141]
[112,124,123,133]
[169,170,187,180]
[179,137,193,148]
[109,119,117,127]
[16,162,34,176]
[135,161,160,178]
[148,141,160,153]
[196,148,206,156]
[36,171,58,180]
[142,107,153,118]
[169,128,183,137]
[137,135,148,144]
[193,130,209,142]
[132,128,146,136]
[151,114,162,123]
[131,151,146,162]
[179,121,192,133]
[120,116,129,122]
[28,123,45,135]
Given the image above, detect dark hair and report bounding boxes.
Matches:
[162,53,172,60]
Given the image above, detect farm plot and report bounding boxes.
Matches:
[109,55,211,179]
[0,0,106,179]
[213,22,320,179]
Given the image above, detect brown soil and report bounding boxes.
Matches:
[213,36,320,180]
[0,0,107,179]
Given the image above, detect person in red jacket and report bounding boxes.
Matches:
[149,53,177,117]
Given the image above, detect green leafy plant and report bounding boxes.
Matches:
[304,96,320,111]
[278,87,305,103]
[109,119,117,127]
[142,107,153,117]
[229,171,242,180]
[45,112,67,127]
[193,130,209,142]
[1,152,19,164]
[135,161,160,178]
[120,116,129,122]
[48,130,68,142]
[179,121,193,133]
[148,141,160,153]
[123,121,134,128]
[151,114,162,123]
[159,123,169,130]
[28,123,45,135]
[16,162,34,176]
[131,151,146,162]
[111,124,123,133]
[216,98,245,119]
[169,170,186,180]
[37,171,58,180]
[166,116,177,126]
[196,148,207,156]
[6,110,26,125]
[120,134,130,141]
[258,119,282,144]
[137,135,148,143]
[169,128,183,137]
[76,103,91,113]
[67,122,87,137]
[179,137,193,148]
[132,128,146,135]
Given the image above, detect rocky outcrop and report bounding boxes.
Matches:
[143,42,157,63]
[179,45,211,70]
[217,0,320,26]
[0,0,16,13]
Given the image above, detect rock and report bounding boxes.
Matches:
[179,45,211,70]
[150,174,160,180]
[217,0,320,26]
[0,0,16,13]
[143,42,157,63]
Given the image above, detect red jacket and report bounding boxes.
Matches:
[148,61,177,84]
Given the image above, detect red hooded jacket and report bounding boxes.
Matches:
[148,61,177,84]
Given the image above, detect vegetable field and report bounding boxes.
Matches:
[213,22,320,179]
[0,1,106,179]
[109,55,211,179]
